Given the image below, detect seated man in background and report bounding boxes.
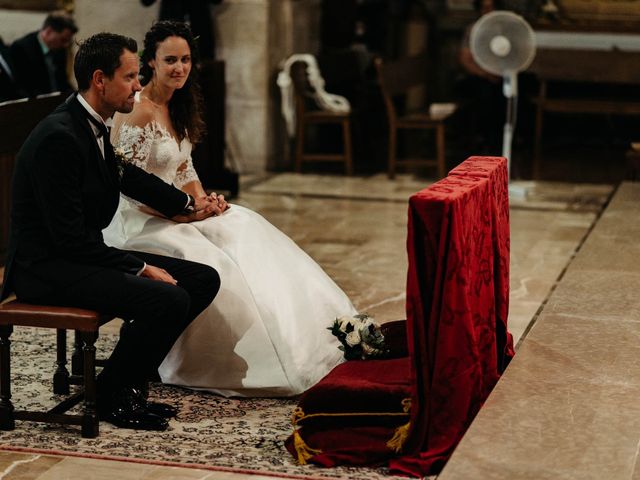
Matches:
[10,10,77,97]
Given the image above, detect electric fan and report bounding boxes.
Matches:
[470,11,536,175]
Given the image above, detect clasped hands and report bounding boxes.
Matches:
[172,192,230,223]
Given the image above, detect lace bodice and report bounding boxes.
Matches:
[115,120,200,188]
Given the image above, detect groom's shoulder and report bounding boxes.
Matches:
[30,107,74,141]
[19,104,78,157]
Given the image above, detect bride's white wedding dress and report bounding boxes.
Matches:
[103,119,356,397]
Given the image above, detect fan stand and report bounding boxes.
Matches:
[502,71,528,199]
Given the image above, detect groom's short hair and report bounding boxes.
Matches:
[74,33,137,91]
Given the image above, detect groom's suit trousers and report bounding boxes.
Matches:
[13,250,220,394]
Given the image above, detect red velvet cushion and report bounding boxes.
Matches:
[295,357,411,414]
[285,357,411,467]
[380,320,408,358]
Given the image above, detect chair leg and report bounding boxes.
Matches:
[343,118,353,176]
[295,120,305,173]
[0,324,15,431]
[436,123,446,179]
[388,126,397,179]
[72,330,83,376]
[54,329,70,395]
[80,331,99,438]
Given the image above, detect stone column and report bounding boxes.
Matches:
[217,0,321,173]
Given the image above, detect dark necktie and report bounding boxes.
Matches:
[83,111,111,139]
[81,107,120,183]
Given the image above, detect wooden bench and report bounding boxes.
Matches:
[0,94,64,260]
[528,48,640,178]
[0,298,114,438]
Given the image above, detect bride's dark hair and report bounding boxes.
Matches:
[140,20,206,143]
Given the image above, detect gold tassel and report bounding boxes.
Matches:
[387,398,412,453]
[292,430,322,465]
[386,421,411,453]
[291,407,305,426]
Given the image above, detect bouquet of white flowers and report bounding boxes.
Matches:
[329,313,388,360]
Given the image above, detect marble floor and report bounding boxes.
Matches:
[0,173,614,479]
[439,182,640,479]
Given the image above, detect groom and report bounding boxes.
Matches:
[1,33,223,431]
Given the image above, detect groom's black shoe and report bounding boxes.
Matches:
[99,389,169,431]
[129,386,179,419]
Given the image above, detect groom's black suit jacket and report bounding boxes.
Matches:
[1,93,188,301]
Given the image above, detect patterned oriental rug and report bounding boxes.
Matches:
[0,328,404,480]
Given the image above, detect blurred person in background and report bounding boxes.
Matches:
[10,11,77,97]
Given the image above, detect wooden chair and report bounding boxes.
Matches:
[0,298,114,438]
[290,61,353,175]
[374,55,454,179]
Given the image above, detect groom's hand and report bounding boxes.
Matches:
[141,264,178,285]
[171,197,223,223]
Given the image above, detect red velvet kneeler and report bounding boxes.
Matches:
[285,156,514,475]
[390,156,514,476]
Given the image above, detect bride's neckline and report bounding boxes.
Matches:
[140,94,166,111]
[139,85,170,109]
[122,120,188,152]
[129,91,187,150]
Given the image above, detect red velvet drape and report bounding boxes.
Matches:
[390,156,514,476]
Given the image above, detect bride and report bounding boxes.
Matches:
[104,21,356,397]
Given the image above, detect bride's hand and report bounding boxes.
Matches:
[193,196,220,213]
[214,194,230,212]
[206,192,230,213]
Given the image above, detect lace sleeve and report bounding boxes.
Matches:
[114,123,155,169]
[113,123,157,209]
[174,155,201,189]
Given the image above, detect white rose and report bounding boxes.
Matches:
[338,316,353,333]
[345,330,361,347]
[359,318,373,329]
[361,343,375,356]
